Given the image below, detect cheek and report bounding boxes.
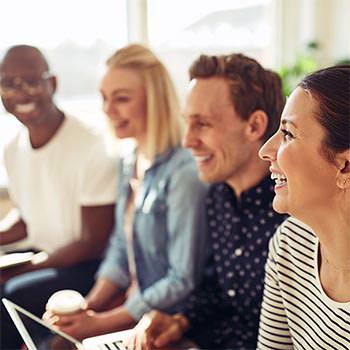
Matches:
[131,109,147,130]
[1,99,11,111]
[276,145,292,173]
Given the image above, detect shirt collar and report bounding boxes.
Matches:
[122,146,180,178]
[212,175,275,210]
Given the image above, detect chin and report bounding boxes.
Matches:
[197,170,220,184]
[113,130,132,139]
[272,197,289,215]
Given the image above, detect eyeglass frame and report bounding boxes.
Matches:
[0,72,53,97]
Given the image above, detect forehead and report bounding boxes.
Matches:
[184,77,235,118]
[282,87,318,125]
[1,48,48,77]
[100,67,144,91]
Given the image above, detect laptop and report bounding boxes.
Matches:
[2,298,130,350]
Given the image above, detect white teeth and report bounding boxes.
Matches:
[15,103,36,113]
[271,173,287,185]
[194,155,211,162]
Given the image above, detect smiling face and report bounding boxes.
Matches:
[183,77,256,184]
[100,67,147,143]
[259,87,338,217]
[0,47,56,129]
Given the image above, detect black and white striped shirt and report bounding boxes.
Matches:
[257,217,350,350]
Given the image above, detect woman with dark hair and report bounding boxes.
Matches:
[258,65,350,349]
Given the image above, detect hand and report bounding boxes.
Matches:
[0,252,48,285]
[124,311,188,350]
[43,308,103,340]
[0,263,33,285]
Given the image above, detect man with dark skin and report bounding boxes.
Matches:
[0,45,117,349]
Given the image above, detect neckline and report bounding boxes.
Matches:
[314,239,350,307]
[24,114,67,153]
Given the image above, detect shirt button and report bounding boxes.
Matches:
[228,289,236,297]
[234,248,243,256]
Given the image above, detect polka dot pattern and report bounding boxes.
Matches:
[184,177,287,349]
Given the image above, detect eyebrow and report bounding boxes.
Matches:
[99,88,133,95]
[281,118,298,128]
[111,88,133,94]
[182,113,216,121]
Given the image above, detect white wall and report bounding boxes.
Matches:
[275,0,350,67]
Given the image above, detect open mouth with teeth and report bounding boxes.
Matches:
[14,102,36,114]
[194,155,212,163]
[271,173,287,187]
[110,119,129,131]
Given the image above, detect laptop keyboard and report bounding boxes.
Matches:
[98,340,125,350]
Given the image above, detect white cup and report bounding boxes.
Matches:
[47,290,87,315]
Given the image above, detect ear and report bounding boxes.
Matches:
[48,75,57,95]
[335,150,350,190]
[245,110,268,142]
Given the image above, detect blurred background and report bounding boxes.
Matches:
[0,0,349,214]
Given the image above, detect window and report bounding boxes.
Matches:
[0,0,128,189]
[147,0,273,103]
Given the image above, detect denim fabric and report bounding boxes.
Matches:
[97,146,209,320]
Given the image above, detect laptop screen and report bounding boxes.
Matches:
[3,298,127,350]
[13,305,80,350]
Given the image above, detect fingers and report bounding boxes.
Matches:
[124,333,145,350]
[42,310,60,325]
[153,322,183,348]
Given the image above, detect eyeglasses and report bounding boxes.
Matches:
[0,72,52,97]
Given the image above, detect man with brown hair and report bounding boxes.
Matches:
[126,53,287,350]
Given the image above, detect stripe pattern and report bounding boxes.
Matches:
[257,217,350,349]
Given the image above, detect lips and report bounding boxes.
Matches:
[110,119,129,129]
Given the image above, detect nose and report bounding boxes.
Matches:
[259,132,279,162]
[182,124,199,149]
[10,89,31,102]
[103,99,116,119]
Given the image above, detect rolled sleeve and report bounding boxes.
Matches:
[124,289,152,320]
[79,138,117,206]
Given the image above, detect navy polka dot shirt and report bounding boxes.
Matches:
[184,176,287,349]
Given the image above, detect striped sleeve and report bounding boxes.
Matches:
[257,226,294,350]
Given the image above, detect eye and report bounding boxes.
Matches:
[195,120,210,129]
[280,128,295,141]
[114,96,130,103]
[0,80,13,88]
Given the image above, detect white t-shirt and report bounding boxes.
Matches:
[4,115,117,252]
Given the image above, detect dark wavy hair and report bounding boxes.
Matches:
[189,53,285,142]
[299,64,350,163]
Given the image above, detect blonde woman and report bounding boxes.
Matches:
[45,44,208,340]
[258,65,350,349]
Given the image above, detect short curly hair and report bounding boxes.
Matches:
[189,53,285,142]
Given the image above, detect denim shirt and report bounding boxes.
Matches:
[97,146,208,320]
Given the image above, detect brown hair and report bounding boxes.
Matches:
[189,53,285,141]
[299,65,350,162]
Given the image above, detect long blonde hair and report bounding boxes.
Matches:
[106,44,182,157]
